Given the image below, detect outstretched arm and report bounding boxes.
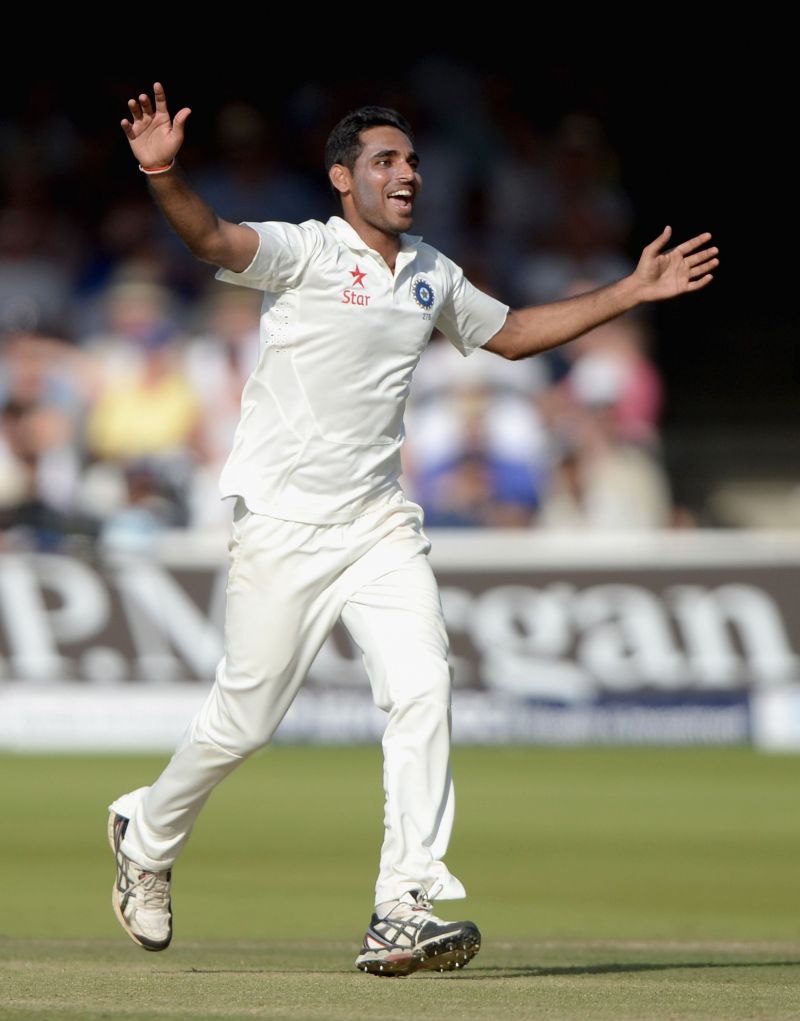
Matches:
[483,227,719,360]
[121,82,257,272]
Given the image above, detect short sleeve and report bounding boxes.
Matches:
[214,220,319,292]
[435,258,510,357]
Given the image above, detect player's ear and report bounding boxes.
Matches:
[329,163,351,196]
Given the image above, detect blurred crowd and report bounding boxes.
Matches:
[0,67,678,552]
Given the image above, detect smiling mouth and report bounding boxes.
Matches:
[388,189,414,212]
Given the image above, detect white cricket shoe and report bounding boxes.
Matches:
[355,888,481,977]
[108,810,172,951]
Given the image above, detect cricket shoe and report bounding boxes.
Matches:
[108,810,172,951]
[355,888,481,977]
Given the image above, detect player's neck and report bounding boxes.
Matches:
[343,214,402,273]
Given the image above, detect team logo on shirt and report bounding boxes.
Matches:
[342,264,371,306]
[412,278,435,310]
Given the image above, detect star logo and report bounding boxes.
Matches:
[350,265,367,288]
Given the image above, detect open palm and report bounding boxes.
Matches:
[635,226,719,301]
[120,82,191,170]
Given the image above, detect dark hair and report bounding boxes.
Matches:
[324,106,414,174]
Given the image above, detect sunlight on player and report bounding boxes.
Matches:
[108,81,718,976]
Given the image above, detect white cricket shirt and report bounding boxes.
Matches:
[215,215,509,523]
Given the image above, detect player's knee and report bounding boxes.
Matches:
[191,705,270,759]
[226,729,268,757]
[213,728,268,759]
[425,660,453,704]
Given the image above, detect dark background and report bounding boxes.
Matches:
[1,50,793,511]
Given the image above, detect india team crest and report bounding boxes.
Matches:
[412,278,435,310]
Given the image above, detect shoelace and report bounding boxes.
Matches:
[376,881,447,925]
[120,859,170,912]
[410,879,444,913]
[131,869,171,910]
[392,886,439,920]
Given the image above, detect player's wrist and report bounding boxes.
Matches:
[616,272,649,310]
[139,158,176,175]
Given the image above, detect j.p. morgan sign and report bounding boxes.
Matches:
[1,531,798,747]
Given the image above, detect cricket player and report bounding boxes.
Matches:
[108,82,718,977]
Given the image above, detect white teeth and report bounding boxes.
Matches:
[389,190,412,198]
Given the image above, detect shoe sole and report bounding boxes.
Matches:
[356,923,481,977]
[108,812,171,952]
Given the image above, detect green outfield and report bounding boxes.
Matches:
[1,746,798,1019]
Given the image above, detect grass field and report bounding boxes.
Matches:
[1,746,798,1019]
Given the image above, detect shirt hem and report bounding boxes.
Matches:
[221,481,404,525]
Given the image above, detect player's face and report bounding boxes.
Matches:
[340,125,421,237]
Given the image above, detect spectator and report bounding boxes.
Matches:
[0,330,95,549]
[81,278,200,535]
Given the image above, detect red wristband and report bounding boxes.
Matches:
[138,158,176,175]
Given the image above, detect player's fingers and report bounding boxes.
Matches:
[676,231,713,255]
[689,256,719,278]
[120,119,135,139]
[139,92,154,116]
[127,98,144,121]
[687,273,713,291]
[172,107,192,136]
[685,246,719,268]
[643,225,672,254]
[153,81,169,113]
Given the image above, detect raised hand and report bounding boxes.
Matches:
[120,82,191,170]
[633,226,719,301]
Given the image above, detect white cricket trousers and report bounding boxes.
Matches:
[112,491,466,905]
